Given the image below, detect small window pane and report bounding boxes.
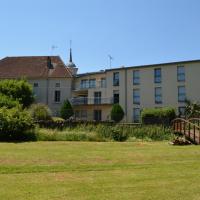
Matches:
[178,86,186,102]
[113,72,119,86]
[89,79,96,88]
[133,89,140,104]
[56,83,60,87]
[34,83,38,87]
[154,68,162,83]
[133,108,140,123]
[177,66,185,82]
[133,70,140,85]
[155,87,162,104]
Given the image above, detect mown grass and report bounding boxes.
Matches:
[0,142,200,200]
[35,124,174,142]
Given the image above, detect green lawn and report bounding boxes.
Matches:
[0,142,200,200]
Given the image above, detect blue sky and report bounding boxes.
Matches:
[0,0,200,73]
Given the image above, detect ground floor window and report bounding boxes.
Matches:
[75,110,87,120]
[133,108,140,123]
[94,110,102,121]
[178,106,186,117]
[54,90,61,102]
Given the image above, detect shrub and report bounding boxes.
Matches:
[141,107,176,125]
[0,107,35,141]
[29,104,52,121]
[0,94,20,108]
[60,100,74,120]
[111,126,129,141]
[110,104,124,122]
[0,79,34,107]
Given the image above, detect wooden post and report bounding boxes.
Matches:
[184,121,186,135]
[188,123,191,139]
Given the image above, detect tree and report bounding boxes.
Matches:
[0,79,34,107]
[110,104,124,122]
[0,94,20,109]
[60,100,74,120]
[185,100,200,118]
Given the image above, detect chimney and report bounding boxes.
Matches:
[47,57,53,69]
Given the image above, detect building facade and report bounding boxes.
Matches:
[0,53,200,122]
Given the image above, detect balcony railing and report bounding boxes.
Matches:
[73,80,106,91]
[71,97,113,105]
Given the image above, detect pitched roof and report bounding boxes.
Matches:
[0,56,73,79]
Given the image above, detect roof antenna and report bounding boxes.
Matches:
[108,54,114,68]
[51,45,58,56]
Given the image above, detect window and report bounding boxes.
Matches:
[133,108,140,123]
[177,66,185,82]
[101,78,106,88]
[54,90,61,102]
[34,83,38,87]
[55,83,60,87]
[94,92,101,104]
[89,79,96,88]
[113,72,119,86]
[81,110,87,119]
[133,89,140,104]
[178,86,186,102]
[154,68,161,83]
[75,110,80,118]
[178,107,186,117]
[80,80,89,89]
[133,70,140,85]
[155,87,162,104]
[75,110,87,119]
[113,90,119,104]
[94,110,102,121]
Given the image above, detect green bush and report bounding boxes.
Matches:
[110,104,124,122]
[111,126,129,141]
[0,79,34,107]
[60,100,74,120]
[29,104,52,121]
[0,94,20,108]
[0,107,35,141]
[141,107,176,125]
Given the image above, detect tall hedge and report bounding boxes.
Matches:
[0,79,34,107]
[141,107,176,126]
[111,104,124,123]
[60,100,74,120]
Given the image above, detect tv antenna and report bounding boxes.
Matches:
[108,54,114,68]
[51,45,58,55]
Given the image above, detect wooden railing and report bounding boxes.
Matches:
[172,118,200,144]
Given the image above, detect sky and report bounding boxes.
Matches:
[0,0,200,73]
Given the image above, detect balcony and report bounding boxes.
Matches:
[71,97,113,106]
[73,80,106,91]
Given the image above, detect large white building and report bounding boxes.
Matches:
[0,51,199,122]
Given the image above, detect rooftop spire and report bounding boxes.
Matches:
[69,48,72,62]
[69,40,72,62]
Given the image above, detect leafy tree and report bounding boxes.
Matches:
[0,79,34,107]
[0,94,20,109]
[110,104,124,122]
[60,100,74,120]
[185,100,200,118]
